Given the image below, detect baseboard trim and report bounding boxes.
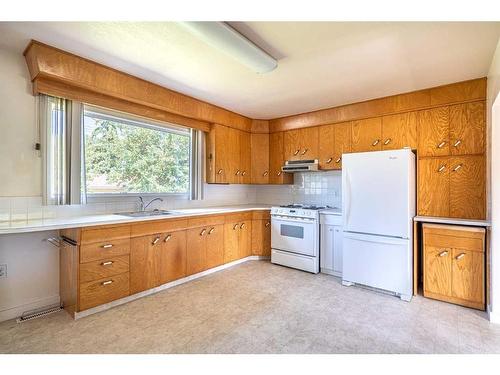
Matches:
[488,307,500,324]
[0,295,60,323]
[74,256,268,320]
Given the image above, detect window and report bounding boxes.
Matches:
[83,106,193,196]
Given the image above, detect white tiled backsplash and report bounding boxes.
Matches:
[0,171,342,221]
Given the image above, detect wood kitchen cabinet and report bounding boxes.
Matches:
[417,106,450,157]
[251,211,271,256]
[449,102,485,155]
[224,213,252,263]
[381,112,417,150]
[186,221,225,275]
[269,132,293,184]
[318,124,335,169]
[333,122,352,169]
[284,129,301,161]
[206,124,239,184]
[418,155,485,220]
[351,117,382,153]
[205,224,224,269]
[239,131,251,184]
[284,127,319,161]
[251,133,270,184]
[423,224,485,310]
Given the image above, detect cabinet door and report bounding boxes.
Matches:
[251,219,271,256]
[417,107,449,157]
[186,227,207,275]
[228,128,241,184]
[250,133,270,184]
[318,124,335,169]
[449,156,485,220]
[213,125,233,183]
[451,248,484,304]
[130,234,162,294]
[238,220,252,258]
[269,132,293,184]
[320,225,334,271]
[424,246,452,297]
[418,157,450,217]
[332,225,343,275]
[333,121,351,169]
[284,129,301,161]
[158,230,186,284]
[351,117,382,152]
[206,224,224,269]
[224,222,240,263]
[449,102,485,155]
[239,130,251,184]
[299,126,319,160]
[382,112,417,150]
[262,219,271,257]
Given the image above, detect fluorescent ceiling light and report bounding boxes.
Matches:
[181,22,278,74]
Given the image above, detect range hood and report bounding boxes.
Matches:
[281,159,319,173]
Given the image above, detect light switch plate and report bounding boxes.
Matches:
[0,264,7,278]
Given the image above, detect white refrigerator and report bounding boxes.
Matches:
[341,149,416,301]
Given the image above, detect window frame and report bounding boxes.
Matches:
[82,105,196,200]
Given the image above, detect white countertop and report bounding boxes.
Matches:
[0,205,273,235]
[319,208,342,216]
[413,215,491,227]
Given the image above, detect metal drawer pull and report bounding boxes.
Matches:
[456,253,466,260]
[233,224,239,230]
[102,280,113,286]
[384,138,391,145]
[293,149,300,156]
[217,169,223,175]
[277,171,282,176]
[101,261,113,266]
[438,165,446,172]
[335,157,341,163]
[208,227,215,235]
[452,164,462,172]
[242,171,247,176]
[265,222,271,227]
[326,158,333,164]
[263,171,269,176]
[437,141,446,149]
[235,170,241,176]
[240,223,246,229]
[453,140,462,147]
[102,244,113,249]
[372,139,380,146]
[438,251,448,257]
[200,229,207,236]
[300,148,308,155]
[152,236,160,245]
[164,234,171,242]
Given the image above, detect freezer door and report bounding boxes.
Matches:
[342,232,412,298]
[342,149,415,238]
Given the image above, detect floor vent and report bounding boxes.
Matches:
[16,304,63,323]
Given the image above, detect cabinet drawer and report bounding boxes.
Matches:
[187,215,225,228]
[252,210,271,220]
[80,255,130,283]
[80,238,131,263]
[224,212,252,222]
[424,234,483,253]
[130,219,188,238]
[79,272,129,311]
[81,225,130,245]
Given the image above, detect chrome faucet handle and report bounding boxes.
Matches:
[138,196,145,211]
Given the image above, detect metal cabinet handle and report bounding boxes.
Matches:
[233,224,239,230]
[455,253,466,260]
[164,234,172,242]
[208,227,215,235]
[384,138,392,145]
[452,164,463,172]
[293,149,300,156]
[335,157,341,163]
[102,244,113,249]
[200,228,207,236]
[102,280,113,286]
[326,157,333,164]
[372,139,380,146]
[277,171,282,176]
[438,165,446,172]
[217,169,223,175]
[453,140,462,147]
[265,222,270,227]
[263,171,269,176]
[235,170,241,176]
[438,251,448,257]
[437,141,446,149]
[101,261,113,266]
[152,236,160,245]
[300,148,308,155]
[242,171,247,176]
[240,223,246,229]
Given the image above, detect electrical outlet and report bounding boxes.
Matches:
[0,264,7,278]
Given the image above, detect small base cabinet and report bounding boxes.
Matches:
[251,210,271,256]
[319,213,343,277]
[423,223,485,310]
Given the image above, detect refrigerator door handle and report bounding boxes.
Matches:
[345,169,352,228]
[344,232,409,245]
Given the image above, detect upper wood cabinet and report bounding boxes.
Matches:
[417,107,450,157]
[284,127,319,161]
[269,132,293,185]
[318,124,335,169]
[351,117,382,153]
[418,157,450,218]
[283,129,301,161]
[239,131,251,184]
[333,122,352,169]
[206,124,239,184]
[251,133,270,184]
[449,102,485,155]
[381,112,417,150]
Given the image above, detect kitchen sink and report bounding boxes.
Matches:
[116,210,176,217]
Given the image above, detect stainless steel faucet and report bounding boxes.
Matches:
[138,196,164,211]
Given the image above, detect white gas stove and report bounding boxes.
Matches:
[270,204,334,273]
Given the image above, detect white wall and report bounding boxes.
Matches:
[488,38,500,323]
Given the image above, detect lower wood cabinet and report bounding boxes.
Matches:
[224,214,252,263]
[186,224,224,275]
[251,211,271,256]
[423,223,485,310]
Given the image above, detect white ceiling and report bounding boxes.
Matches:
[1,22,499,119]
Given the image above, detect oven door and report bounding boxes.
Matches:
[271,216,318,256]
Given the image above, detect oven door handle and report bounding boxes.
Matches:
[271,216,316,224]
